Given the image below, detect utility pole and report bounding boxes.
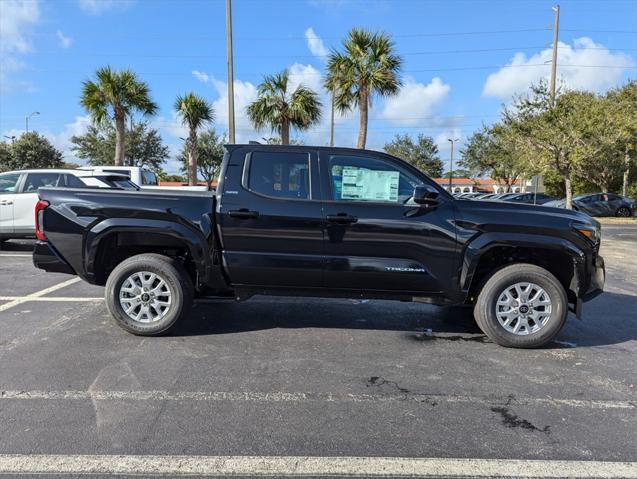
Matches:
[226,0,236,143]
[329,86,335,147]
[549,4,560,106]
[447,138,458,192]
[25,111,40,133]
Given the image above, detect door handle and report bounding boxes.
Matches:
[326,213,358,224]
[228,209,259,219]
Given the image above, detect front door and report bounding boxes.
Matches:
[218,147,324,288]
[0,173,22,235]
[320,151,458,295]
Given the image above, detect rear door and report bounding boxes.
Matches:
[217,147,324,288]
[320,151,458,294]
[13,172,62,234]
[0,172,22,235]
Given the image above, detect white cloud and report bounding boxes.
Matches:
[77,0,135,15]
[56,30,72,49]
[305,27,328,58]
[192,70,210,83]
[483,37,635,99]
[210,77,259,143]
[0,0,40,93]
[379,77,451,126]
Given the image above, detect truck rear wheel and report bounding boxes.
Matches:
[105,254,193,336]
[474,263,568,348]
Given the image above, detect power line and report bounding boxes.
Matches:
[32,45,637,59]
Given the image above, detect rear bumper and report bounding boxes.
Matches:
[32,241,76,275]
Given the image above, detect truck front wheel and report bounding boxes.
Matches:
[105,254,193,336]
[474,263,568,348]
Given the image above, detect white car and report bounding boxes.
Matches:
[0,169,136,242]
[79,166,208,191]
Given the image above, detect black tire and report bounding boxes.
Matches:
[474,263,568,348]
[105,253,193,336]
[616,206,632,217]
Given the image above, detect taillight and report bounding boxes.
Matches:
[35,200,49,241]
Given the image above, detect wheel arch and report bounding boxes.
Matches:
[85,218,225,288]
[462,233,586,309]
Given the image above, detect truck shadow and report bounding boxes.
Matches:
[172,292,636,349]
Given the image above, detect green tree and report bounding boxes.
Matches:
[247,70,321,145]
[179,129,225,190]
[3,133,63,171]
[606,82,637,196]
[0,142,11,172]
[80,66,158,166]
[174,92,214,186]
[383,133,443,177]
[460,124,528,193]
[325,28,402,149]
[505,82,587,208]
[70,121,169,169]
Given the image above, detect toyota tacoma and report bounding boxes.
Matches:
[32,145,605,348]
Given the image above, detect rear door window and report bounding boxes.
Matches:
[246,151,311,200]
[23,173,62,192]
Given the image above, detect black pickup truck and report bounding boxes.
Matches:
[33,144,605,348]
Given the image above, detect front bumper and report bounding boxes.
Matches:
[574,253,604,318]
[32,241,76,275]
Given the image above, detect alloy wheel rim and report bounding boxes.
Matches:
[119,271,172,323]
[617,207,630,217]
[495,282,552,335]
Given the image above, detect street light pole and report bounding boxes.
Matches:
[447,138,459,192]
[549,5,560,106]
[25,111,40,133]
[226,0,236,144]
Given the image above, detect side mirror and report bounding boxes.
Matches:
[413,185,440,206]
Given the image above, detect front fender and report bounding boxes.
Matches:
[461,232,586,307]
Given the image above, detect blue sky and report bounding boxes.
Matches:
[1,0,636,174]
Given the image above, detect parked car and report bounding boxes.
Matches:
[500,193,556,205]
[79,166,208,191]
[457,192,484,200]
[0,169,135,242]
[33,144,605,348]
[544,193,635,217]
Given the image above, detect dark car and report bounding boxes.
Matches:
[32,144,605,348]
[501,192,556,205]
[544,193,634,217]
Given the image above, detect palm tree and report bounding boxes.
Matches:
[174,92,214,186]
[80,66,157,166]
[247,70,322,145]
[325,28,402,149]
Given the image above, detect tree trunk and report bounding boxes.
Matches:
[114,113,126,166]
[188,131,198,187]
[623,149,630,197]
[281,118,290,145]
[357,86,368,149]
[564,175,573,210]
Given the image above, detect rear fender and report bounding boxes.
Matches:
[85,217,223,287]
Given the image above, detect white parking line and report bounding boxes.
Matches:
[0,454,635,478]
[1,389,634,410]
[0,253,31,257]
[0,277,81,312]
[0,296,102,302]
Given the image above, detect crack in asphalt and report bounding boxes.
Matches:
[490,395,551,435]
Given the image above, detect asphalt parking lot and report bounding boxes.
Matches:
[0,225,636,477]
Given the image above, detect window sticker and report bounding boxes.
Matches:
[340,167,400,202]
